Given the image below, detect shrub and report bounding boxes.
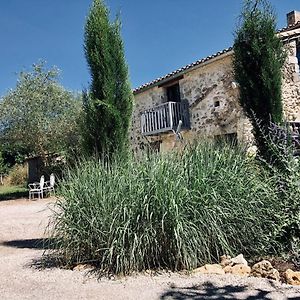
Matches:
[278,166,300,257]
[49,143,282,275]
[6,164,27,186]
[82,0,133,157]
[233,0,286,164]
[256,120,300,257]
[0,151,5,173]
[0,185,28,200]
[0,62,82,161]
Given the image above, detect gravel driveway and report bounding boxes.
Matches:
[1,198,300,300]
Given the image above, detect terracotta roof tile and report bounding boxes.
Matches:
[133,21,300,95]
[133,47,233,94]
[277,20,300,33]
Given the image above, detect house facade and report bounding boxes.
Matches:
[130,11,300,153]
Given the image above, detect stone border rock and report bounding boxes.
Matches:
[193,254,300,286]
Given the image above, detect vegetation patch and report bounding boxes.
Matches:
[48,143,284,275]
[0,185,28,201]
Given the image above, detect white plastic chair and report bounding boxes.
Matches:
[44,173,55,196]
[28,175,45,200]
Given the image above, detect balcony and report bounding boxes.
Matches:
[141,101,190,136]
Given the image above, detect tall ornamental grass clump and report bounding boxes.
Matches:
[50,143,282,274]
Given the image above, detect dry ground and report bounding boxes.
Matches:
[1,198,300,300]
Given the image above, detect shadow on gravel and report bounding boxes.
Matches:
[30,253,63,270]
[1,238,56,250]
[160,282,299,300]
[1,238,63,270]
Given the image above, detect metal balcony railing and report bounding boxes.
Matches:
[141,101,190,136]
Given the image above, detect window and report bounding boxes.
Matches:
[166,83,181,102]
[297,44,300,67]
[214,100,220,108]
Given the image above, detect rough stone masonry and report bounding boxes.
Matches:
[131,11,300,153]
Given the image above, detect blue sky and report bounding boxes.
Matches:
[0,0,298,97]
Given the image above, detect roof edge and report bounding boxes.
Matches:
[133,21,300,95]
[133,47,233,95]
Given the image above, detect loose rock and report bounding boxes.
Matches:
[223,266,233,273]
[220,255,232,267]
[285,269,300,285]
[231,254,248,266]
[224,264,251,276]
[73,264,94,271]
[251,260,280,281]
[193,264,225,275]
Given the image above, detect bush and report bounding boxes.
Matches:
[0,185,28,200]
[49,143,282,275]
[278,166,300,256]
[257,121,300,257]
[233,0,286,164]
[0,151,6,174]
[82,0,133,157]
[6,164,27,186]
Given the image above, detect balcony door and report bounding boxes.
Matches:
[166,83,181,103]
[297,44,300,71]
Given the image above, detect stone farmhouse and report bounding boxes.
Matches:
[130,11,300,153]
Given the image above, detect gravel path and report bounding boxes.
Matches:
[1,198,300,300]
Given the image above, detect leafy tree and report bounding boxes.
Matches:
[233,0,286,162]
[83,0,133,157]
[0,62,82,163]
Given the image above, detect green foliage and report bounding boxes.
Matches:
[6,164,27,186]
[0,185,28,201]
[278,167,300,256]
[256,121,300,256]
[49,143,282,275]
[83,0,133,157]
[233,0,286,161]
[0,62,82,161]
[0,151,6,174]
[0,142,29,168]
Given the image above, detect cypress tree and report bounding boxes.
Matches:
[83,0,133,157]
[233,0,286,161]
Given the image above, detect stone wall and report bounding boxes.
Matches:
[282,40,300,122]
[131,38,300,153]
